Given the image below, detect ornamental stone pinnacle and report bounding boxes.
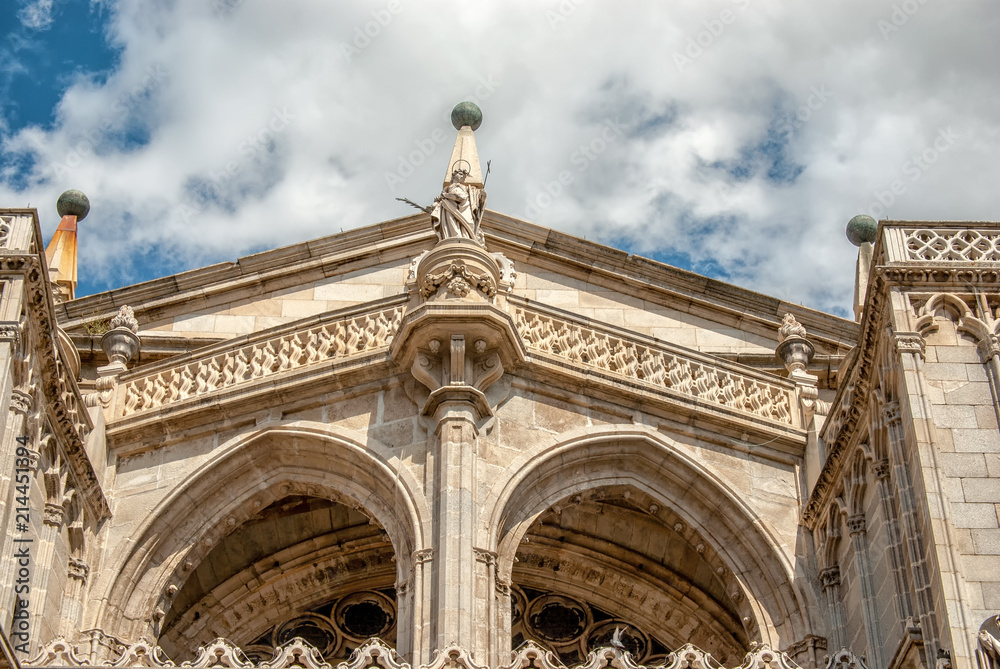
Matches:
[46,189,89,302]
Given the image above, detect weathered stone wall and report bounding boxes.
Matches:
[91,370,813,661]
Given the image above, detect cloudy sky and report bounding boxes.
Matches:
[1,0,998,316]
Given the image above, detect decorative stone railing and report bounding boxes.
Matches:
[511,301,795,426]
[118,297,407,417]
[115,293,795,426]
[25,636,821,669]
[881,224,1000,264]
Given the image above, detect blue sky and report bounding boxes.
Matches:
[2,0,999,316]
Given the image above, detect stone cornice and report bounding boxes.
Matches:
[0,246,109,522]
[54,211,858,352]
[55,215,434,329]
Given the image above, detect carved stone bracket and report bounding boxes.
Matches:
[409,334,506,419]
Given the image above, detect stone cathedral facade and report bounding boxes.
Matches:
[1,104,999,669]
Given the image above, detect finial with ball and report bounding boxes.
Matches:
[846,214,878,322]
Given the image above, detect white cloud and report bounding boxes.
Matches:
[1,0,999,316]
[17,0,55,30]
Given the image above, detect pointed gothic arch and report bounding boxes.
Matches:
[487,425,814,652]
[91,422,426,656]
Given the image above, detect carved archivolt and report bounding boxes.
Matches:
[512,306,793,425]
[26,637,808,669]
[121,304,405,415]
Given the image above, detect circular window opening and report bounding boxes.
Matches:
[342,601,390,638]
[530,601,587,642]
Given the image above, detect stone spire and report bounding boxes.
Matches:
[444,102,484,187]
[45,189,90,303]
[846,214,877,322]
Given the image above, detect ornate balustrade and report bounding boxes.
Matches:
[881,223,1000,265]
[114,289,797,428]
[510,300,795,426]
[118,297,407,417]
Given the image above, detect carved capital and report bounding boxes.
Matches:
[873,459,891,481]
[44,502,66,528]
[68,557,90,582]
[0,320,21,348]
[977,334,1000,364]
[847,514,867,536]
[819,566,841,588]
[413,548,434,565]
[893,331,926,359]
[10,389,32,415]
[881,401,902,428]
[473,547,497,566]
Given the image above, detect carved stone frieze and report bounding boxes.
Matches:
[24,636,816,669]
[878,266,1000,287]
[414,240,501,302]
[421,261,497,300]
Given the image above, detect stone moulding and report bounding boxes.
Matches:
[0,247,108,521]
[117,297,408,417]
[24,637,807,669]
[511,299,795,427]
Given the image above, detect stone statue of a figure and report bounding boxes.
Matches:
[431,165,486,246]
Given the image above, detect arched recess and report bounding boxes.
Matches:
[489,426,813,654]
[92,422,425,656]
